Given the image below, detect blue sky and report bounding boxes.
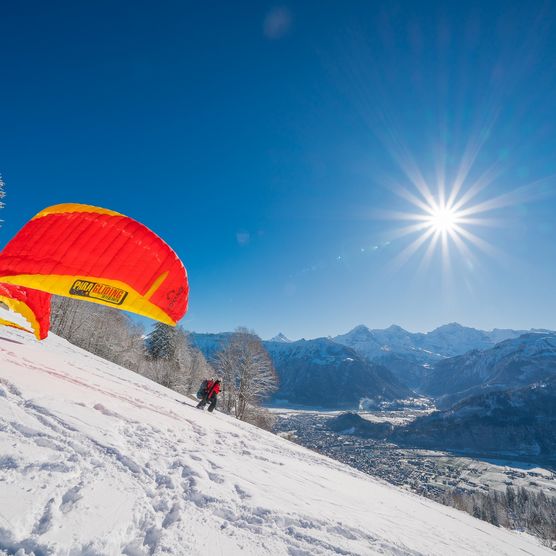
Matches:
[1,1,556,339]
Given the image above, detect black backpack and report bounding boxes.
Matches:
[196,379,209,399]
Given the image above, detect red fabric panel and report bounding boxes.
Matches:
[0,283,51,339]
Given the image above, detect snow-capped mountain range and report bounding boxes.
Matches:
[190,323,554,408]
[334,322,548,359]
[2,326,550,554]
[421,332,556,406]
[265,337,412,407]
[333,323,552,389]
[322,331,556,460]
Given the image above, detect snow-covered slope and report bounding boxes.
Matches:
[0,328,550,555]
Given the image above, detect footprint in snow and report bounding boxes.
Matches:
[59,484,83,513]
[207,460,222,470]
[33,497,54,535]
[207,471,225,484]
[180,463,201,479]
[234,484,251,500]
[161,502,181,529]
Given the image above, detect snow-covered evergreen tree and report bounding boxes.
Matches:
[0,175,5,224]
[145,322,178,360]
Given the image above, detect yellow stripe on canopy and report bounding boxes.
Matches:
[0,274,178,326]
[31,203,123,220]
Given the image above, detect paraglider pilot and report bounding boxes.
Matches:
[196,379,221,412]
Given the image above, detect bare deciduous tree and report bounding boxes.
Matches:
[215,328,278,421]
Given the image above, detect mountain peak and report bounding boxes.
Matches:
[385,324,408,333]
[342,324,373,338]
[270,332,292,343]
[430,322,466,333]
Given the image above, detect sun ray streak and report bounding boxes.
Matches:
[417,229,441,274]
[449,107,501,207]
[441,230,451,276]
[456,176,556,218]
[450,230,478,269]
[450,162,505,212]
[374,209,432,221]
[391,184,435,214]
[456,216,506,228]
[388,143,436,207]
[451,224,500,258]
[388,221,434,240]
[390,227,436,270]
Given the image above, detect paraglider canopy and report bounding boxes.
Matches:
[0,283,51,340]
[0,203,189,325]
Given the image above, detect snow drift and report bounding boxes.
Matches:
[0,324,551,555]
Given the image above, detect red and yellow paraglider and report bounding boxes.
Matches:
[0,203,189,333]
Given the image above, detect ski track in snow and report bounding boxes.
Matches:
[0,327,552,555]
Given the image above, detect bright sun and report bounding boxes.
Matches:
[384,176,502,271]
[427,205,459,233]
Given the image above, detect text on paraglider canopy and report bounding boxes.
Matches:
[69,280,128,305]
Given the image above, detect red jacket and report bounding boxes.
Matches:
[205,380,221,398]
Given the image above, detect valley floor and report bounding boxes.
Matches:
[273,409,556,494]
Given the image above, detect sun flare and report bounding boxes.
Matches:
[383,175,505,272]
[380,139,552,273]
[426,204,459,233]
